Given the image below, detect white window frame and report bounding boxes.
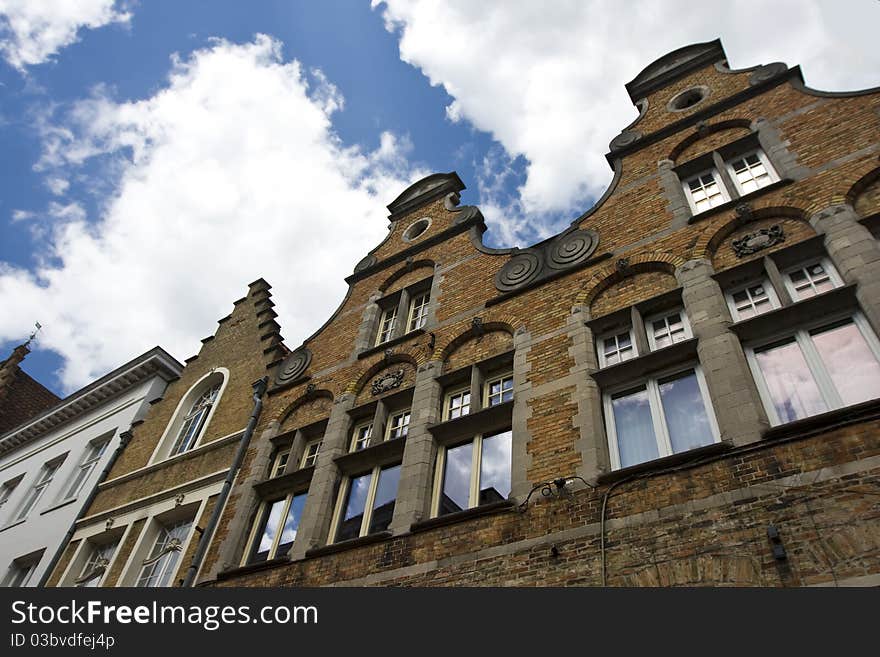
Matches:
[300,439,322,468]
[725,279,781,322]
[444,387,471,421]
[242,491,307,565]
[349,422,374,452]
[744,312,880,426]
[597,328,638,368]
[645,308,693,351]
[74,539,118,588]
[13,456,65,522]
[61,436,111,501]
[385,409,411,441]
[603,365,720,471]
[430,429,513,517]
[0,477,22,511]
[781,258,843,302]
[271,448,291,478]
[375,306,398,346]
[135,518,194,588]
[682,168,730,215]
[407,291,430,332]
[328,464,400,542]
[2,557,39,587]
[724,149,778,196]
[484,371,514,407]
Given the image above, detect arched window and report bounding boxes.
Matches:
[151,369,227,462]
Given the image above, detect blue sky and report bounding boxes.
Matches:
[0,0,877,396]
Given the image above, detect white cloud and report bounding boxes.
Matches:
[10,209,33,222]
[45,176,69,195]
[375,0,880,238]
[0,35,422,392]
[0,0,130,71]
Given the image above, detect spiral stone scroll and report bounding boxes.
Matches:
[749,62,787,86]
[494,251,542,292]
[275,348,312,386]
[546,230,599,270]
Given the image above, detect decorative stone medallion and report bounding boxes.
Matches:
[609,130,642,151]
[749,62,787,86]
[354,254,377,273]
[371,369,405,396]
[275,348,312,386]
[546,230,599,269]
[494,251,542,292]
[732,224,785,258]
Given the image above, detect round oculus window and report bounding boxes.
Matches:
[667,86,708,112]
[403,217,431,242]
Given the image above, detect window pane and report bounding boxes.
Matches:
[275,493,307,556]
[336,473,371,542]
[658,371,713,454]
[251,499,286,563]
[611,388,659,468]
[479,430,512,505]
[368,465,400,534]
[811,322,880,407]
[440,442,472,516]
[755,340,826,423]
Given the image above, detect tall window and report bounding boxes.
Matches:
[136,519,192,587]
[0,477,21,510]
[301,440,322,468]
[62,438,110,500]
[385,410,411,440]
[332,464,401,542]
[747,316,880,425]
[375,307,398,346]
[350,422,373,452]
[407,292,430,331]
[604,368,718,470]
[169,384,220,456]
[75,541,118,587]
[433,429,512,516]
[2,555,40,587]
[13,457,65,522]
[247,493,307,563]
[270,448,290,478]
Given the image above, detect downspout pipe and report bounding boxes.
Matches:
[38,430,134,587]
[181,376,268,587]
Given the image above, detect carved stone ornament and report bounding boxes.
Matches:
[175,493,186,507]
[371,369,405,396]
[105,518,115,531]
[354,254,377,273]
[494,250,542,292]
[546,230,599,270]
[616,257,631,273]
[749,62,787,86]
[732,224,785,258]
[735,203,753,221]
[275,348,312,386]
[609,130,642,151]
[306,383,317,394]
[494,230,601,293]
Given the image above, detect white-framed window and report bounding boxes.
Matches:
[485,372,514,407]
[604,367,719,470]
[746,314,880,426]
[683,169,729,214]
[169,384,220,456]
[61,437,110,501]
[2,556,40,587]
[135,518,193,587]
[783,259,842,301]
[431,429,512,517]
[300,440,322,468]
[726,280,779,321]
[407,291,430,331]
[331,464,401,542]
[598,329,637,368]
[725,150,777,195]
[13,457,65,522]
[385,410,411,441]
[444,388,471,420]
[646,309,692,350]
[245,492,308,564]
[350,422,374,452]
[74,540,118,587]
[271,448,291,478]
[375,307,398,346]
[0,477,21,510]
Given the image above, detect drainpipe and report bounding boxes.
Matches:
[38,430,134,587]
[181,376,268,587]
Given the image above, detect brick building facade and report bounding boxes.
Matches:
[48,39,880,587]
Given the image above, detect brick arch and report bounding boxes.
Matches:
[695,205,809,259]
[434,316,518,363]
[576,250,685,307]
[846,165,880,218]
[614,554,762,587]
[271,389,334,426]
[345,352,420,396]
[378,260,435,293]
[668,119,752,164]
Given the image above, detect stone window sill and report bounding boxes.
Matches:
[761,397,880,443]
[358,329,426,360]
[216,555,291,581]
[305,531,393,559]
[409,499,515,534]
[426,401,513,446]
[687,178,793,224]
[590,338,699,389]
[253,465,315,498]
[597,441,731,485]
[334,437,407,475]
[40,497,79,515]
[0,517,27,534]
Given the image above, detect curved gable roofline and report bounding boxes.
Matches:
[386,172,465,222]
[625,39,726,102]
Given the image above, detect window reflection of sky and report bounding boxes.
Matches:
[441,442,472,514]
[368,465,401,533]
[479,430,511,503]
[659,372,712,453]
[337,473,371,541]
[812,322,880,406]
[756,340,825,422]
[278,493,307,549]
[612,388,658,468]
[257,499,285,554]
